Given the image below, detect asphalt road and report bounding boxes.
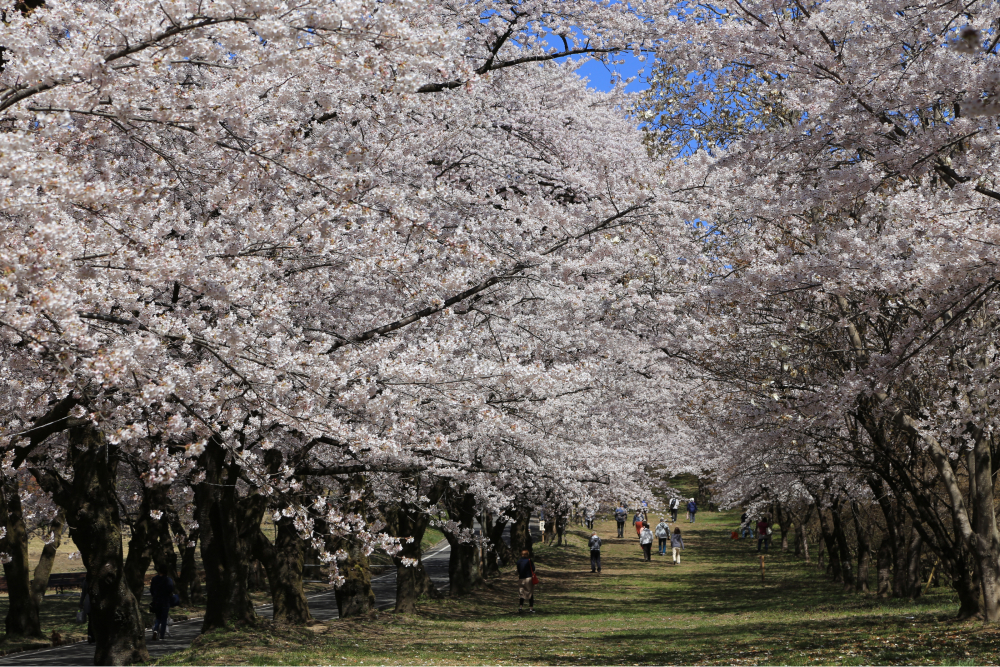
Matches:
[0,541,452,666]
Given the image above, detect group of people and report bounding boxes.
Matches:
[609,503,687,564]
[635,517,684,563]
[519,501,693,613]
[739,513,774,552]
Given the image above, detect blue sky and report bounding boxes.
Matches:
[570,52,649,93]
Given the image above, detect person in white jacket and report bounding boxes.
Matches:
[655,518,671,556]
[639,522,654,561]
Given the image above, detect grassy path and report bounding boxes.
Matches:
[159,509,1000,666]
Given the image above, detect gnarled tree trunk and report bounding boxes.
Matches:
[253,518,312,624]
[195,440,255,632]
[444,486,483,596]
[34,425,148,665]
[0,476,41,637]
[30,513,64,609]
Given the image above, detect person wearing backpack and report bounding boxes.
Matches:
[756,516,773,553]
[671,527,685,564]
[149,563,175,641]
[655,517,671,556]
[669,497,679,522]
[516,549,537,613]
[639,521,654,561]
[687,498,697,523]
[589,531,602,573]
[614,504,627,538]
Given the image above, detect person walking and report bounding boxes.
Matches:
[671,527,685,564]
[614,504,627,538]
[655,517,670,556]
[756,516,772,553]
[740,512,752,538]
[149,563,175,641]
[634,510,644,537]
[584,507,594,530]
[687,498,697,523]
[639,521,654,561]
[589,531,602,573]
[516,549,536,613]
[669,497,679,522]
[538,508,546,545]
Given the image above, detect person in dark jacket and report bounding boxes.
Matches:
[149,564,175,640]
[671,527,685,564]
[669,497,680,522]
[516,550,536,613]
[756,516,772,553]
[687,499,697,523]
[588,531,602,573]
[614,505,627,537]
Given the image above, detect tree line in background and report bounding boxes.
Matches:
[1,0,1000,664]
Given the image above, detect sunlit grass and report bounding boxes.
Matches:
[154,488,1000,666]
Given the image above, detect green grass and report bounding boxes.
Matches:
[153,501,1000,666]
[0,595,87,654]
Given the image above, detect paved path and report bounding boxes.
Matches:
[0,542,452,666]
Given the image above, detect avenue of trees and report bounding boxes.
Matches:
[0,0,999,663]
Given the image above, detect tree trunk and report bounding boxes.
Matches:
[253,518,312,624]
[774,502,792,551]
[33,426,148,665]
[830,498,855,590]
[30,513,64,609]
[122,488,155,602]
[905,529,923,599]
[0,476,41,637]
[876,538,893,598]
[168,519,198,605]
[195,440,255,632]
[384,478,444,613]
[817,508,842,582]
[444,487,484,597]
[951,550,983,620]
[334,540,376,617]
[851,500,871,593]
[509,506,532,558]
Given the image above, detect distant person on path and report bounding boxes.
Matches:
[538,508,546,544]
[655,517,671,556]
[639,521,654,561]
[517,549,536,613]
[671,527,685,564]
[669,497,680,522]
[614,504,627,537]
[687,498,697,523]
[589,531,602,573]
[757,516,772,553]
[149,563,175,641]
[634,510,644,537]
[740,512,752,538]
[584,507,594,530]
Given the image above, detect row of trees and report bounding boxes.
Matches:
[0,0,700,663]
[2,0,1000,663]
[636,0,1000,625]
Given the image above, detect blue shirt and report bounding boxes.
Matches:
[516,557,534,579]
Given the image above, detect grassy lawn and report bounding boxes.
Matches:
[153,503,1000,666]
